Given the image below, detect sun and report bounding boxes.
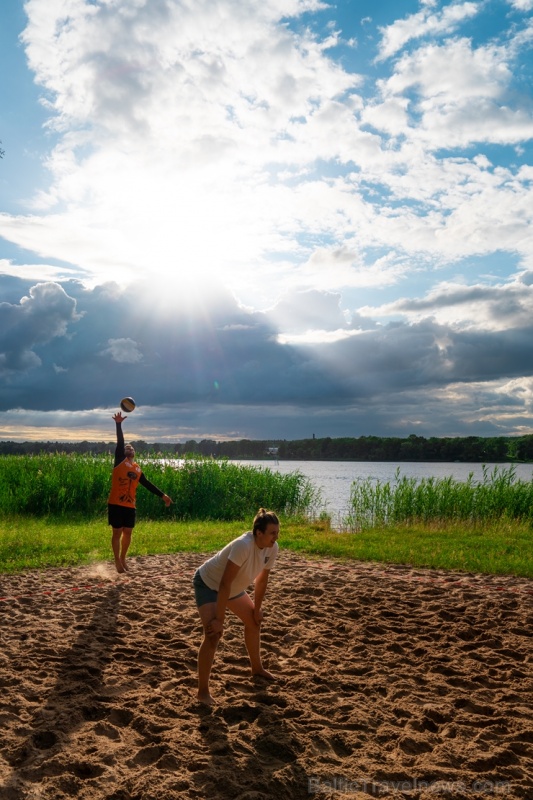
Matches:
[83,154,276,293]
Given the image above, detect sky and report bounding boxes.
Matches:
[1,0,533,444]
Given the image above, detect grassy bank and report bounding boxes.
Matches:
[0,516,531,578]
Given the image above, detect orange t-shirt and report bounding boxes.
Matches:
[108,459,142,508]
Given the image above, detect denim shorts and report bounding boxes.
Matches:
[192,569,245,608]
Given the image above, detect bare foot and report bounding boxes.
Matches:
[252,668,276,681]
[121,558,128,571]
[197,691,215,706]
[114,559,125,574]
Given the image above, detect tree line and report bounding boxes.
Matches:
[2,433,533,462]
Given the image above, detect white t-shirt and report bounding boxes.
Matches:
[199,531,278,597]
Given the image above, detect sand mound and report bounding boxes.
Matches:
[1,553,532,799]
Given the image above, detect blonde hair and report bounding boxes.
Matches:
[252,507,279,535]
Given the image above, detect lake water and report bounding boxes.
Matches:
[234,460,533,520]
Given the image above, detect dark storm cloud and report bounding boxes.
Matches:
[388,282,531,325]
[0,281,79,376]
[0,278,344,411]
[3,276,533,439]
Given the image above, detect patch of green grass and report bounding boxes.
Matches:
[0,517,245,573]
[0,516,531,578]
[282,519,532,578]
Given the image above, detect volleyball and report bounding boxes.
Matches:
[120,397,136,413]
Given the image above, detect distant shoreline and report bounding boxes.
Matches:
[1,431,533,464]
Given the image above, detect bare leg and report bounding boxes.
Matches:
[197,602,222,705]
[227,593,275,680]
[111,528,125,573]
[119,527,133,571]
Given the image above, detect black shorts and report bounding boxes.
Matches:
[108,504,136,529]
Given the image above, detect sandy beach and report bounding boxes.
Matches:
[1,552,532,799]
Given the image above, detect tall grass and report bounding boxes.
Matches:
[0,454,320,521]
[346,465,533,529]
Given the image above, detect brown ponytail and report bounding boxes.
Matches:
[252,507,279,535]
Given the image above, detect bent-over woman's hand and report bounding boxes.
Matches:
[207,618,224,635]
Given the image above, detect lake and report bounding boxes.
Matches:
[233,460,533,521]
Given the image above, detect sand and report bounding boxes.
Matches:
[0,552,532,800]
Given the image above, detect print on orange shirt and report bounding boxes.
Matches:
[108,460,142,507]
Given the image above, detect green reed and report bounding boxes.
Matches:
[0,453,320,521]
[346,465,533,529]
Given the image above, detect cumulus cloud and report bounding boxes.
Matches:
[359,278,533,332]
[508,0,533,11]
[373,36,533,150]
[376,1,480,61]
[1,0,533,440]
[263,289,350,333]
[0,282,79,376]
[100,338,143,364]
[0,0,530,308]
[5,0,360,292]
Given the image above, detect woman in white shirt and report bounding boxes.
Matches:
[193,508,280,705]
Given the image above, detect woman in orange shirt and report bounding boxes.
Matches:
[108,412,172,573]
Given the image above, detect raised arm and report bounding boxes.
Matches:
[112,412,126,466]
